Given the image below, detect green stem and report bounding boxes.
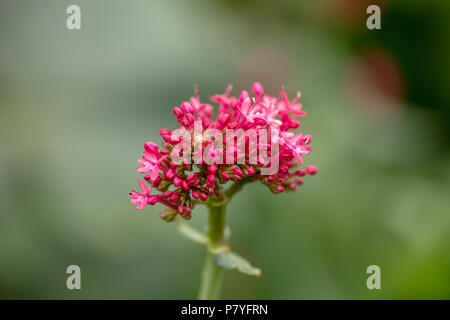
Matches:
[198,201,227,300]
[197,180,248,300]
[225,179,247,199]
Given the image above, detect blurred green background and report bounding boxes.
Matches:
[1,0,449,299]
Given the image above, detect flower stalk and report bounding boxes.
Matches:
[198,200,228,300]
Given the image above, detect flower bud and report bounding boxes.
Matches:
[180,102,194,113]
[170,192,179,202]
[153,176,162,186]
[159,210,177,222]
[173,176,182,187]
[290,120,300,129]
[207,174,216,183]
[162,134,173,144]
[181,180,190,191]
[192,190,200,199]
[184,207,192,218]
[207,164,218,175]
[238,90,249,103]
[186,173,197,183]
[159,128,172,136]
[192,178,201,187]
[144,141,159,153]
[186,113,195,124]
[165,169,175,180]
[231,166,243,177]
[306,165,318,175]
[148,195,159,205]
[252,82,264,96]
[173,107,184,117]
[221,171,230,181]
[160,149,170,156]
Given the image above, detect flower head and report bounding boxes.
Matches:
[129,83,317,218]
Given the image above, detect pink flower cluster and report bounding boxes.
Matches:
[129,83,317,219]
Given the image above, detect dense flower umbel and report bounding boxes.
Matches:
[129,83,317,219]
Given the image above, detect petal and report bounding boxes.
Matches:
[294,151,305,164]
[130,198,140,205]
[150,168,159,182]
[240,97,252,114]
[138,179,148,194]
[143,151,158,162]
[136,199,147,210]
[137,167,148,173]
[290,103,303,112]
[129,190,139,197]
[144,141,159,153]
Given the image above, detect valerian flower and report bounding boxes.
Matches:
[129,82,317,218]
[129,179,153,210]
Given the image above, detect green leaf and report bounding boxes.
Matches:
[213,251,261,277]
[175,218,208,244]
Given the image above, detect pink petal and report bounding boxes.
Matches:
[150,168,160,181]
[143,151,158,162]
[252,82,264,96]
[136,199,147,210]
[130,198,140,205]
[138,179,148,194]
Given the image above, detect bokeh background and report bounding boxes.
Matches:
[1,0,449,299]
